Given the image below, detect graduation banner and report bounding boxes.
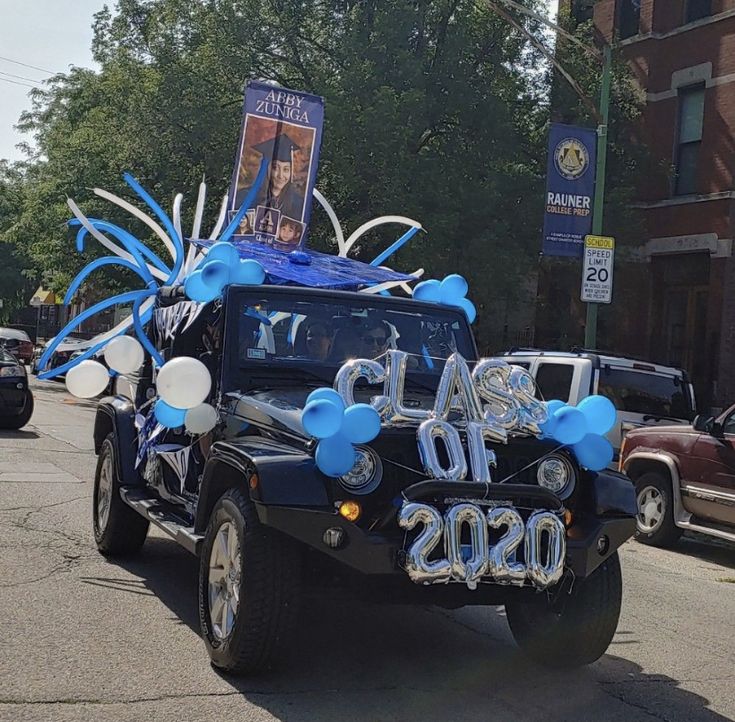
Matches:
[542,123,597,258]
[229,81,325,251]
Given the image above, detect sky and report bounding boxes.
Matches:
[0,0,559,164]
[0,0,104,162]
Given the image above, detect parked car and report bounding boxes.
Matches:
[31,335,86,376]
[620,408,735,546]
[91,284,636,674]
[498,349,696,455]
[0,347,34,429]
[0,327,34,365]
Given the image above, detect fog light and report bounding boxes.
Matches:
[323,527,345,549]
[597,535,609,555]
[338,500,361,522]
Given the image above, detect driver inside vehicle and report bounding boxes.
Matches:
[359,318,390,359]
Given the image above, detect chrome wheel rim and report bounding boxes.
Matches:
[208,521,241,640]
[97,452,113,532]
[637,486,664,533]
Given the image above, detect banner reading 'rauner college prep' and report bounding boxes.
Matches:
[542,123,597,257]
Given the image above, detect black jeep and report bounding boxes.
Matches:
[92,284,636,674]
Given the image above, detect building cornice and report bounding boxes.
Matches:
[633,191,735,209]
[618,8,735,46]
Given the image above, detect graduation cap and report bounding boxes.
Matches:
[252,131,301,163]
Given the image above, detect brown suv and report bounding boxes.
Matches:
[619,407,735,546]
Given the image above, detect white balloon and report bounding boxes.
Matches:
[65,360,110,398]
[185,403,219,434]
[104,336,144,375]
[156,357,211,410]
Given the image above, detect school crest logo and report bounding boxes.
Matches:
[554,137,590,180]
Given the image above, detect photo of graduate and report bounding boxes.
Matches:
[232,117,315,235]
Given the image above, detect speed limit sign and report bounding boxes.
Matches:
[581,235,614,304]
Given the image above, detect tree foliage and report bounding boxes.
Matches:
[0,0,643,350]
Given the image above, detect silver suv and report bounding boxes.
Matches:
[497,349,696,455]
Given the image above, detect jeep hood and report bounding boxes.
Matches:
[223,386,438,440]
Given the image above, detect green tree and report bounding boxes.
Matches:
[4,0,583,349]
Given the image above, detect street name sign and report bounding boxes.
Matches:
[581,235,614,304]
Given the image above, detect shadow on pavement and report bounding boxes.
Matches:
[678,533,735,572]
[0,429,40,440]
[87,535,730,721]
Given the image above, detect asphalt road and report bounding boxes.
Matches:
[1,378,735,722]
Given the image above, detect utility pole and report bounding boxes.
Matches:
[584,44,612,349]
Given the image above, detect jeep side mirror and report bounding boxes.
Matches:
[693,415,715,433]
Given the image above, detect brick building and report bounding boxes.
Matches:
[554,0,735,411]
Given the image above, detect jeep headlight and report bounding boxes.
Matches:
[536,455,576,499]
[339,446,383,495]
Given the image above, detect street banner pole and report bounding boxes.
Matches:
[584,44,612,348]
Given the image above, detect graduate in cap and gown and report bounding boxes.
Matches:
[235,131,306,222]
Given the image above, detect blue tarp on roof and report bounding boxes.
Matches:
[193,239,413,289]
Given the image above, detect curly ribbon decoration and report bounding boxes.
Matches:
[38,289,155,378]
[123,173,185,281]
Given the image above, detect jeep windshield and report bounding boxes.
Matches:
[223,287,476,390]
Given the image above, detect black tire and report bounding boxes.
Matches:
[0,392,34,430]
[93,433,149,556]
[633,471,682,547]
[198,486,301,675]
[506,551,622,668]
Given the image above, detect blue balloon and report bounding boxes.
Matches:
[315,434,357,477]
[413,279,441,302]
[439,274,469,303]
[538,415,557,439]
[201,259,230,286]
[551,406,588,445]
[577,395,617,436]
[204,241,240,267]
[342,403,381,444]
[302,399,344,439]
[233,259,266,285]
[546,399,566,415]
[573,433,614,471]
[457,297,476,324]
[185,270,222,303]
[306,388,346,412]
[154,399,186,428]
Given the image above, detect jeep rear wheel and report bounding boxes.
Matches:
[93,433,149,556]
[198,487,300,675]
[505,551,622,668]
[634,471,682,547]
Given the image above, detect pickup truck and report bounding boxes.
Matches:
[498,349,696,455]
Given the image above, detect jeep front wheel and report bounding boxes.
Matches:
[505,551,622,668]
[634,471,682,547]
[93,433,149,556]
[198,487,300,675]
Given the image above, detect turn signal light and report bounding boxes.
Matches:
[338,500,361,522]
[248,473,259,490]
[563,509,574,528]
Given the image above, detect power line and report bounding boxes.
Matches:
[0,76,39,89]
[0,69,44,85]
[0,55,55,76]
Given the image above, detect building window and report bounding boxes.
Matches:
[685,0,712,23]
[618,0,641,39]
[572,0,594,23]
[675,86,705,195]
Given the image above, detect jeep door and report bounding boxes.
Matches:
[685,405,735,526]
